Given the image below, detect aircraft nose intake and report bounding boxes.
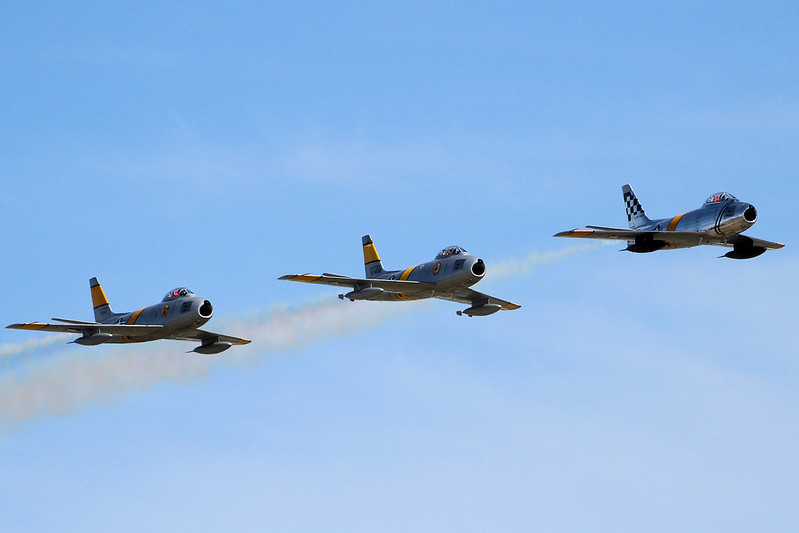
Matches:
[744,205,757,223]
[199,300,213,319]
[471,259,486,277]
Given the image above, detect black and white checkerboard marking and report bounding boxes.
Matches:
[624,191,644,225]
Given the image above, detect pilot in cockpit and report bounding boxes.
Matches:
[704,192,737,205]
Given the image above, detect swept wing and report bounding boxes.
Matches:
[554,228,784,250]
[279,274,520,311]
[170,329,251,345]
[435,288,521,310]
[6,321,250,347]
[279,273,437,294]
[7,321,164,335]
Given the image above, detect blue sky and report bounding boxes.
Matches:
[1,2,798,531]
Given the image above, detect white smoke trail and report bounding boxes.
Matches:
[0,244,597,430]
[490,242,607,279]
[241,298,409,352]
[0,333,73,360]
[0,346,215,422]
[0,299,406,431]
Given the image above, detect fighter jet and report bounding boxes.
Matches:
[6,277,251,354]
[279,235,520,316]
[555,184,784,259]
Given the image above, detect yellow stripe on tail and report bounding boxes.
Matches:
[363,242,381,265]
[361,235,385,278]
[91,284,109,310]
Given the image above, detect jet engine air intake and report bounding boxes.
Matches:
[471,259,486,277]
[743,205,757,223]
[199,300,214,318]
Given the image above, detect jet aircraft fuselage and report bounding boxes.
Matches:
[555,185,783,259]
[93,286,215,343]
[280,235,520,317]
[632,193,757,243]
[350,244,486,301]
[7,278,250,354]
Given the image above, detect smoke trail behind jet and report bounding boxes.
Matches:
[490,242,605,279]
[0,333,72,361]
[0,245,594,430]
[0,299,406,430]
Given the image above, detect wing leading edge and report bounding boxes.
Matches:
[279,273,520,316]
[554,228,784,250]
[279,273,437,293]
[170,329,251,346]
[6,321,250,353]
[7,321,164,335]
[441,288,521,311]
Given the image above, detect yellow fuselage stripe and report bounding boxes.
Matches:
[667,213,686,231]
[121,307,148,342]
[399,266,416,280]
[127,308,145,325]
[363,243,381,264]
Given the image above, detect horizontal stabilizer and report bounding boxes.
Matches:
[52,317,100,325]
[586,225,628,231]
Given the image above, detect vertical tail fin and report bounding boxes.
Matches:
[90,277,114,322]
[622,184,652,229]
[362,235,384,278]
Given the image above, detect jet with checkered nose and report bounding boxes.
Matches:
[6,278,251,354]
[279,235,520,316]
[555,184,784,259]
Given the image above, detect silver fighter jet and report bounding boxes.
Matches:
[555,184,784,259]
[7,277,251,354]
[280,235,520,316]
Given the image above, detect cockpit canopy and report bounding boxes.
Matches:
[703,192,738,205]
[163,287,196,301]
[436,246,467,259]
